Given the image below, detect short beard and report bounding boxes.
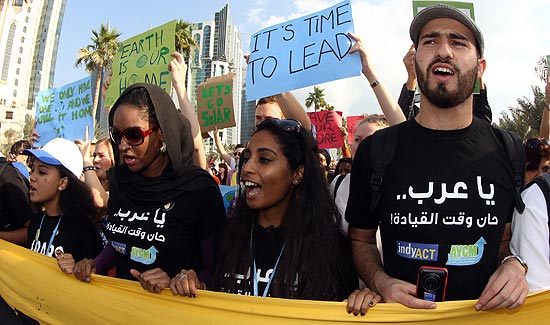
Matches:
[416,59,478,109]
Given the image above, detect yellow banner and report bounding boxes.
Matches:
[0,239,548,324]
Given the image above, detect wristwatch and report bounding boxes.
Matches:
[501,255,528,274]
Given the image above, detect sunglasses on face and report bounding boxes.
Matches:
[109,126,158,146]
[525,138,550,156]
[233,151,241,157]
[258,118,302,133]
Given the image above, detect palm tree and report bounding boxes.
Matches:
[499,86,546,140]
[75,24,121,125]
[175,19,197,57]
[305,86,328,111]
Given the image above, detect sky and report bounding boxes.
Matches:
[54,0,550,123]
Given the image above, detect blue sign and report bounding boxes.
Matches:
[219,185,236,215]
[246,0,361,100]
[396,240,439,261]
[34,76,93,146]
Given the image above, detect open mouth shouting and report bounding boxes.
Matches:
[243,180,261,198]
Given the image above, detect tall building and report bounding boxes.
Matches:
[188,4,245,154]
[0,0,66,146]
[240,74,256,144]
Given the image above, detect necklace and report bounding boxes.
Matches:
[35,212,63,255]
[250,225,285,297]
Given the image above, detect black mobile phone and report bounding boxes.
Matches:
[416,266,448,302]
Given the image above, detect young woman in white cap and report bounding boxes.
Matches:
[24,138,103,269]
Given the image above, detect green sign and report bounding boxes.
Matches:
[197,74,236,133]
[413,1,475,20]
[105,20,176,107]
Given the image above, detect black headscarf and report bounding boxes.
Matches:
[108,83,219,210]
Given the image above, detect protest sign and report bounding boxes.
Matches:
[219,185,236,215]
[308,110,343,149]
[345,115,363,146]
[246,0,360,100]
[105,20,176,107]
[197,74,236,133]
[413,1,475,18]
[35,76,93,146]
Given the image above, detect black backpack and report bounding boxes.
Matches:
[369,124,525,213]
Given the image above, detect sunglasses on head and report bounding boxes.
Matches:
[258,118,302,133]
[525,138,550,156]
[109,126,158,146]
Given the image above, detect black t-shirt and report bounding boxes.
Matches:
[218,224,287,297]
[105,186,226,280]
[218,223,358,300]
[27,212,103,262]
[346,118,515,300]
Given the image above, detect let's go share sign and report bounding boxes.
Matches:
[246,0,361,100]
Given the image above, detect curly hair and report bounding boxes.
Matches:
[56,165,102,229]
[213,119,356,300]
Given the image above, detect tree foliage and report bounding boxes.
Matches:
[22,114,35,140]
[305,86,329,111]
[175,20,197,56]
[498,86,546,140]
[75,24,121,124]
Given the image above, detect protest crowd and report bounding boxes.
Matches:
[1,2,550,323]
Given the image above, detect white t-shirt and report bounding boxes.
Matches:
[511,183,550,293]
[330,173,351,234]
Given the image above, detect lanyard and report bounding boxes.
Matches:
[35,212,62,256]
[253,242,285,297]
[250,225,285,297]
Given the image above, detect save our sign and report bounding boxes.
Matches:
[308,110,343,149]
[34,76,93,146]
[197,73,236,133]
[105,20,176,107]
[246,0,361,100]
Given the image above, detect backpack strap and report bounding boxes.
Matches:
[494,127,526,213]
[333,174,346,198]
[370,125,400,211]
[533,174,550,248]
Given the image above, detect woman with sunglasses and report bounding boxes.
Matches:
[170,118,380,315]
[71,83,226,293]
[524,137,550,184]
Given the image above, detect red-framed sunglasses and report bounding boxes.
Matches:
[109,126,158,146]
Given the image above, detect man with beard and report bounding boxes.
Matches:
[345,4,528,314]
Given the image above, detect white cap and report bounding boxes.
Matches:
[24,138,83,179]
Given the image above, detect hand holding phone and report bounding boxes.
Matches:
[416,266,448,302]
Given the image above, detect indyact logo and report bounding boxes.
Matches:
[396,241,439,261]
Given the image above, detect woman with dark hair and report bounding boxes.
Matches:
[71,83,226,293]
[218,162,229,185]
[170,119,380,315]
[335,157,353,177]
[318,148,331,182]
[524,137,550,185]
[8,139,32,178]
[24,138,103,265]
